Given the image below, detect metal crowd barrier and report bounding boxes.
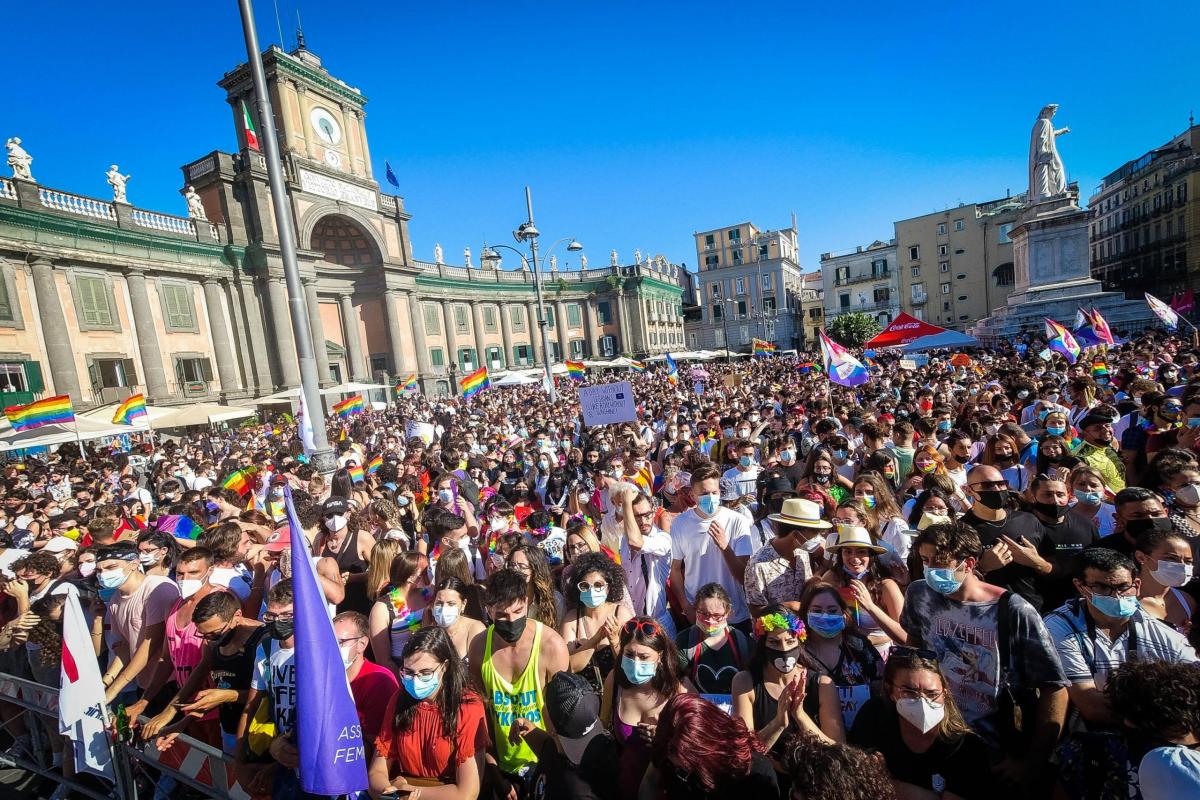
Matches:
[0,671,250,800]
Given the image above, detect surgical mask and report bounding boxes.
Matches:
[1150,560,1193,588]
[77,562,96,578]
[723,427,735,438]
[437,488,454,505]
[766,645,800,674]
[859,494,876,509]
[98,568,129,590]
[896,697,945,734]
[493,616,527,644]
[974,489,1008,510]
[985,424,999,436]
[402,669,441,700]
[696,493,720,516]
[833,449,848,461]
[739,455,754,468]
[179,579,204,599]
[1175,484,1200,507]
[621,655,657,685]
[1074,489,1102,506]
[918,512,949,530]
[396,495,410,507]
[433,605,460,627]
[737,430,751,439]
[339,644,356,668]
[937,420,952,433]
[924,565,965,595]
[138,551,159,566]
[325,515,346,531]
[580,587,608,608]
[1046,425,1066,437]
[780,450,795,464]
[807,611,845,638]
[1088,592,1139,619]
[489,517,508,533]
[801,536,823,553]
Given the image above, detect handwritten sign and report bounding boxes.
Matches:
[578,381,637,426]
[899,359,917,370]
[405,421,435,445]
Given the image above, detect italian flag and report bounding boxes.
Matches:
[242,100,260,151]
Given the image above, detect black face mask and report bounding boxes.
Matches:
[765,645,801,674]
[994,456,1016,468]
[975,489,1009,510]
[1125,517,1172,538]
[493,616,528,644]
[814,474,831,484]
[266,619,293,641]
[1033,500,1068,520]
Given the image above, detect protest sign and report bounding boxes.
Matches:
[579,381,637,426]
[405,420,435,444]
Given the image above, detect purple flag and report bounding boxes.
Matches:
[286,488,368,794]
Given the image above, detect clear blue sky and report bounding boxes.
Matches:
[7,1,1196,272]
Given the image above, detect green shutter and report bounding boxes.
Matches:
[200,358,214,382]
[23,361,43,393]
[78,276,112,327]
[423,304,440,335]
[0,276,12,322]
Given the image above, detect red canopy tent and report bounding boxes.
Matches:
[864,313,951,349]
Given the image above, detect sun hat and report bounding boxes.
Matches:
[767,498,832,529]
[827,524,887,553]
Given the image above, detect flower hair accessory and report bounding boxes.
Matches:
[755,610,806,642]
[569,513,595,527]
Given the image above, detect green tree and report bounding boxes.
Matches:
[827,312,882,349]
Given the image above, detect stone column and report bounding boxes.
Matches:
[265,277,301,388]
[613,289,629,354]
[526,301,543,364]
[303,279,332,385]
[201,277,240,395]
[236,278,274,393]
[406,293,432,376]
[125,269,171,402]
[554,300,570,361]
[441,301,458,371]
[498,301,515,368]
[29,259,82,405]
[339,294,366,381]
[384,289,415,376]
[470,301,487,370]
[583,299,599,358]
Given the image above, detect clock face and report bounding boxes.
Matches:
[309,107,342,145]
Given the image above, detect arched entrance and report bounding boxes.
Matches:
[310,214,382,268]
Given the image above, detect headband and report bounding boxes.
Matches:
[754,610,806,641]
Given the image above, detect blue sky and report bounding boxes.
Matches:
[7,1,1196,272]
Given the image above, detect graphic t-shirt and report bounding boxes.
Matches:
[251,645,296,735]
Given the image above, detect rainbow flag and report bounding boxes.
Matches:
[1092,360,1109,379]
[111,393,147,425]
[221,467,257,497]
[1045,318,1081,364]
[565,360,586,381]
[156,514,203,541]
[460,366,490,399]
[5,394,74,432]
[332,396,365,419]
[399,374,418,393]
[348,465,365,483]
[1086,307,1116,346]
[367,454,383,475]
[630,360,646,373]
[665,353,679,386]
[818,330,869,387]
[753,338,777,357]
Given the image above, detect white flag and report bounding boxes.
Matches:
[298,390,316,457]
[59,593,115,781]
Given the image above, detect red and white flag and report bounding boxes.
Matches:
[59,594,115,781]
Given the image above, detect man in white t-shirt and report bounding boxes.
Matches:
[721,439,760,501]
[668,464,753,629]
[617,488,676,637]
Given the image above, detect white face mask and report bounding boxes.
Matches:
[896,696,945,734]
[489,517,508,533]
[433,604,460,628]
[78,562,96,578]
[138,552,158,566]
[339,643,356,668]
[1150,559,1193,588]
[325,514,346,531]
[800,536,823,553]
[179,578,204,599]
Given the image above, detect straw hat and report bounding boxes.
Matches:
[827,524,886,553]
[768,498,831,529]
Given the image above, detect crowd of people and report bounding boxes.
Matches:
[1,328,1199,800]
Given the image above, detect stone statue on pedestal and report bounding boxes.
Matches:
[184,185,207,220]
[580,253,588,269]
[1028,104,1071,203]
[434,243,444,264]
[107,165,131,203]
[549,254,558,271]
[464,247,473,268]
[6,138,33,181]
[634,248,642,265]
[610,249,619,267]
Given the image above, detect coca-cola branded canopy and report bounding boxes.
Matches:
[865,313,950,348]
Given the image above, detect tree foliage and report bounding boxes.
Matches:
[827,312,882,349]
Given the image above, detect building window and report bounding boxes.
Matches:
[483,305,498,332]
[710,282,722,299]
[836,266,849,285]
[712,305,723,322]
[513,344,532,365]
[937,222,946,235]
[728,228,741,242]
[650,333,657,346]
[731,249,743,264]
[763,296,776,313]
[174,356,212,386]
[0,277,14,323]
[956,273,967,281]
[956,295,967,301]
[76,275,115,328]
[993,262,1014,287]
[873,287,890,303]
[758,244,769,259]
[704,254,719,267]
[424,303,441,335]
[762,273,771,289]
[911,266,920,278]
[938,245,949,256]
[871,259,888,278]
[454,304,468,333]
[570,339,584,356]
[704,233,715,249]
[599,335,616,356]
[458,348,476,370]
[509,304,525,331]
[0,362,33,393]
[939,262,950,272]
[544,306,555,327]
[160,282,196,332]
[89,356,137,392]
[736,277,745,295]
[567,303,582,328]
[909,245,920,260]
[737,300,747,318]
[597,301,612,324]
[942,301,951,311]
[839,293,850,309]
[954,219,964,231]
[486,346,503,368]
[940,283,950,294]
[430,348,444,367]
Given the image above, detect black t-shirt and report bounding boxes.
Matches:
[663,751,778,800]
[961,510,1047,611]
[849,697,998,799]
[1091,531,1136,556]
[532,732,618,800]
[1036,513,1099,611]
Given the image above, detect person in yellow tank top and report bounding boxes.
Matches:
[469,568,569,798]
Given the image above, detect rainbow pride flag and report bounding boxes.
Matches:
[5,394,74,432]
[156,514,203,541]
[1045,318,1081,364]
[565,360,586,381]
[367,454,383,475]
[1092,360,1109,379]
[630,360,646,373]
[753,338,777,356]
[399,374,418,393]
[348,465,365,483]
[111,393,148,425]
[332,395,365,419]
[460,366,490,399]
[221,467,257,496]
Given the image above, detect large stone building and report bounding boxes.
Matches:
[0,44,683,410]
[687,219,804,351]
[820,239,899,327]
[797,272,824,350]
[892,194,1026,330]
[1089,123,1200,300]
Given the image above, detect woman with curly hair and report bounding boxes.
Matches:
[818,526,907,650]
[782,735,897,800]
[559,551,634,695]
[644,692,778,798]
[505,544,560,628]
[368,626,487,798]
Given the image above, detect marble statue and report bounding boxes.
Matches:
[610,249,619,267]
[107,165,131,203]
[549,254,558,271]
[634,248,642,265]
[434,243,444,264]
[1028,104,1071,202]
[580,253,588,269]
[463,247,473,268]
[5,138,33,181]
[183,185,207,220]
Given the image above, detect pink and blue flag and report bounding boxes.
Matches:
[818,330,869,387]
[1045,318,1081,364]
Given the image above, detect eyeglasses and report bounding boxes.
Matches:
[632,510,655,521]
[894,685,945,702]
[577,580,608,592]
[197,622,235,642]
[1083,582,1137,597]
[398,663,444,680]
[261,612,294,623]
[335,635,363,647]
[623,619,661,636]
[507,562,532,573]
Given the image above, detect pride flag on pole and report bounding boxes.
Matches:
[348,465,365,484]
[5,394,74,432]
[221,467,257,497]
[1146,293,1180,330]
[460,366,490,398]
[59,594,114,781]
[1045,318,1081,364]
[664,353,679,385]
[565,360,586,381]
[367,454,383,475]
[753,338,777,356]
[629,360,646,373]
[818,330,869,387]
[332,395,365,419]
[399,374,419,393]
[155,514,203,541]
[285,487,369,795]
[111,393,147,425]
[1085,307,1116,345]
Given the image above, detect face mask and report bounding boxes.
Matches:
[924,565,965,595]
[702,619,727,636]
[814,473,831,484]
[1034,501,1068,520]
[801,536,823,553]
[937,420,952,433]
[832,450,848,461]
[621,655,658,685]
[580,587,608,608]
[974,489,1008,510]
[767,645,800,673]
[918,461,936,474]
[807,611,846,638]
[402,669,441,700]
[489,517,508,533]
[1088,592,1139,619]
[1150,560,1193,588]
[1046,426,1067,437]
[98,586,119,602]
[780,450,795,464]
[267,619,294,640]
[325,515,346,531]
[1074,489,1102,506]
[435,488,455,506]
[985,424,1000,436]
[433,605,460,628]
[859,494,876,509]
[78,562,95,578]
[739,455,754,468]
[179,579,204,599]
[737,430,751,439]
[396,495,411,508]
[1175,484,1200,507]
[493,616,528,644]
[98,568,129,590]
[896,697,945,734]
[339,643,356,669]
[723,427,734,438]
[1125,517,1172,538]
[696,493,720,516]
[138,551,159,566]
[271,487,284,499]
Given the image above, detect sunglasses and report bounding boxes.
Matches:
[577,580,608,592]
[623,619,661,637]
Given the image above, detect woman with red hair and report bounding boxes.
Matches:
[643,693,778,798]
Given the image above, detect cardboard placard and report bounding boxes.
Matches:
[578,381,637,426]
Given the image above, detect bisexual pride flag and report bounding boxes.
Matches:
[565,360,586,381]
[332,396,365,419]
[111,393,147,425]
[818,330,869,387]
[5,394,74,432]
[156,514,203,541]
[460,366,490,399]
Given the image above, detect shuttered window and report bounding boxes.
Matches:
[423,303,441,335]
[77,276,112,327]
[162,283,195,330]
[0,276,13,322]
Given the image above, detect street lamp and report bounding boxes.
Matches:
[719,296,735,362]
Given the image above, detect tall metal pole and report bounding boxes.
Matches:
[525,186,557,401]
[236,0,336,475]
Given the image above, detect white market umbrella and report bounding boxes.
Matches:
[81,401,176,427]
[319,381,391,396]
[0,416,148,451]
[492,372,539,387]
[155,403,257,428]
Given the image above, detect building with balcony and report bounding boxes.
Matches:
[1089,123,1199,300]
[687,219,805,351]
[796,272,824,351]
[820,239,900,326]
[0,43,683,410]
[892,193,1026,330]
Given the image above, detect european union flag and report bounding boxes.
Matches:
[384,160,399,188]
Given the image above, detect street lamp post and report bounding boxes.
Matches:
[719,297,734,362]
